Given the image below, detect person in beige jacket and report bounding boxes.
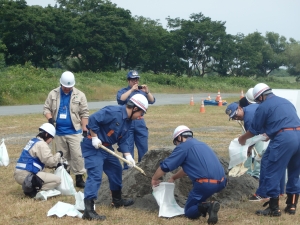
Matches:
[43,71,89,188]
[14,123,62,198]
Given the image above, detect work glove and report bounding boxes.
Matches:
[48,118,54,125]
[92,137,102,149]
[125,154,136,168]
[57,151,63,157]
[82,131,88,137]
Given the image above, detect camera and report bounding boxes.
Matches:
[138,85,143,89]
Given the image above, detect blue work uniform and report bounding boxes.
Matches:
[117,87,155,168]
[243,104,261,178]
[249,94,300,197]
[81,105,132,200]
[160,138,226,219]
[16,138,45,174]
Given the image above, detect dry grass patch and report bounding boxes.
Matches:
[0,104,299,224]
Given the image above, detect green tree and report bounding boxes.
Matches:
[285,40,300,77]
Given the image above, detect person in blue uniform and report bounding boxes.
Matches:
[238,83,300,216]
[81,94,149,221]
[117,70,155,169]
[151,125,226,224]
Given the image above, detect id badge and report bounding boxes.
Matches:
[59,113,67,119]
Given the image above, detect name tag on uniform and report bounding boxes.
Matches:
[59,113,67,119]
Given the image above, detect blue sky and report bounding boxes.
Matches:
[26,0,300,41]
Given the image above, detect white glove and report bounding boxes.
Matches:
[92,137,102,149]
[125,154,136,168]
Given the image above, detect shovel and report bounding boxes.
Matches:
[98,144,147,176]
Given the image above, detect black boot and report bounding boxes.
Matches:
[285,193,299,215]
[75,175,85,188]
[111,190,134,208]
[198,201,220,224]
[82,199,106,221]
[256,197,281,216]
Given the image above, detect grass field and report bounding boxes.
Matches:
[0,98,299,224]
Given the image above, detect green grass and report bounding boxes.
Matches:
[1,64,300,105]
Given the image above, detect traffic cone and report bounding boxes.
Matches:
[190,95,195,106]
[240,90,244,99]
[218,96,223,106]
[215,90,221,102]
[207,94,211,100]
[200,100,205,113]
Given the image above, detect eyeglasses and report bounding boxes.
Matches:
[129,78,139,82]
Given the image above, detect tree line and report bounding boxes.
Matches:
[0,0,300,77]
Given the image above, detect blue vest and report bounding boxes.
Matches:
[16,138,45,174]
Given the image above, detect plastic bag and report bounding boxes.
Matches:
[228,135,267,169]
[152,182,184,218]
[75,191,85,211]
[54,166,76,195]
[0,138,9,166]
[47,201,82,218]
[35,189,61,201]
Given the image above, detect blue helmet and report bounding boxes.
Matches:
[127,70,140,79]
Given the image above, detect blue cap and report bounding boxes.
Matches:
[225,102,238,120]
[127,70,140,79]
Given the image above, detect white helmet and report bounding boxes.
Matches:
[39,123,56,137]
[245,88,256,104]
[173,125,193,140]
[60,71,75,88]
[253,83,271,100]
[128,94,148,112]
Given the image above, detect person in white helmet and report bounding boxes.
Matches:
[152,125,226,224]
[14,123,62,198]
[81,94,149,221]
[43,71,88,188]
[239,83,300,217]
[116,70,155,170]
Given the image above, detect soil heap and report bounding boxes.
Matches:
[96,148,258,211]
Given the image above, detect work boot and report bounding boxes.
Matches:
[198,201,220,224]
[75,175,85,188]
[285,193,299,215]
[82,199,106,221]
[256,197,281,216]
[111,190,134,208]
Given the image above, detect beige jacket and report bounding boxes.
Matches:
[43,87,89,131]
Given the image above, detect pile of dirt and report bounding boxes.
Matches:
[96,148,258,211]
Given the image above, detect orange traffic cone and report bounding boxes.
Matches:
[190,95,195,106]
[218,96,223,106]
[240,90,244,99]
[200,100,205,113]
[215,90,221,102]
[207,94,211,100]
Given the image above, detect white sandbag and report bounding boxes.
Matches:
[152,182,184,218]
[75,191,85,211]
[47,201,82,218]
[0,138,9,166]
[54,166,76,196]
[228,135,267,169]
[35,189,61,201]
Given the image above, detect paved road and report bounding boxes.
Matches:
[0,93,239,116]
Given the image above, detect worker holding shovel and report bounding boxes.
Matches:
[81,94,149,221]
[238,83,300,217]
[151,125,226,225]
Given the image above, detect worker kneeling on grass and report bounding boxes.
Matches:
[151,125,227,224]
[81,94,148,221]
[14,123,62,198]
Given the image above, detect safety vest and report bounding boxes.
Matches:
[16,138,45,174]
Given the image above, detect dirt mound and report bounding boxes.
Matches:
[96,148,258,211]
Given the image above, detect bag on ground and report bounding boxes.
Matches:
[54,165,76,195]
[0,138,9,166]
[152,182,184,218]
